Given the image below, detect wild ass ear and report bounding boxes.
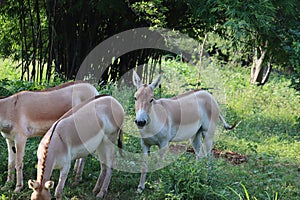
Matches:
[44,181,54,190]
[132,70,143,88]
[149,74,162,90]
[28,180,39,190]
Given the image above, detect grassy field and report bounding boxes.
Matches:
[0,59,299,199]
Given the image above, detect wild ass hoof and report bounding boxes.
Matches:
[73,174,82,186]
[93,186,100,195]
[137,186,144,194]
[71,181,80,187]
[96,191,106,199]
[55,193,63,200]
[14,185,22,193]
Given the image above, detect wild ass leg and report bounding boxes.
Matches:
[157,142,169,169]
[72,158,85,186]
[158,140,169,159]
[190,130,203,159]
[93,164,113,199]
[200,124,216,157]
[199,130,209,157]
[203,124,216,184]
[14,135,27,192]
[55,162,71,200]
[1,139,16,190]
[94,139,114,198]
[137,140,150,193]
[93,164,107,194]
[97,166,112,199]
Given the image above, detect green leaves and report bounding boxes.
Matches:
[131,0,168,27]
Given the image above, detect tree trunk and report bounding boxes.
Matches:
[250,42,270,85]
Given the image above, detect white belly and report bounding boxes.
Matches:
[170,122,200,142]
[71,132,104,159]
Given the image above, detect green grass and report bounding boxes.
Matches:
[0,59,21,80]
[0,59,299,199]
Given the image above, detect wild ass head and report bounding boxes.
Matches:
[132,70,161,129]
[28,180,54,200]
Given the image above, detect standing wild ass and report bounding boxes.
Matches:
[132,71,236,193]
[28,95,124,200]
[0,82,98,192]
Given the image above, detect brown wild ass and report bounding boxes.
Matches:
[0,82,99,192]
[28,95,124,199]
[132,71,236,193]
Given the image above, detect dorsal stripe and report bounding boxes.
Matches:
[31,81,87,93]
[170,89,201,100]
[0,81,89,99]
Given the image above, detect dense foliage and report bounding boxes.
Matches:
[0,0,299,89]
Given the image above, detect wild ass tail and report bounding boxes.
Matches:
[117,129,123,157]
[219,114,238,130]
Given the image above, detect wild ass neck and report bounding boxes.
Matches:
[36,122,60,184]
[0,96,16,134]
[139,101,169,139]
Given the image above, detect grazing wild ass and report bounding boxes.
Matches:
[132,71,236,193]
[0,82,99,192]
[28,95,124,200]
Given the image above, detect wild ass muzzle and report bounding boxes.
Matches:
[28,95,124,200]
[132,71,236,193]
[0,81,99,192]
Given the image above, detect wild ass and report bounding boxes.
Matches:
[132,71,236,193]
[28,95,124,200]
[0,82,99,192]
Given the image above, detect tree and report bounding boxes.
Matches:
[210,0,299,85]
[0,0,299,89]
[0,0,49,82]
[0,0,166,83]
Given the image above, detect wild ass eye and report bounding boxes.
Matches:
[134,97,137,101]
[150,98,154,103]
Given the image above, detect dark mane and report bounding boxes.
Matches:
[0,81,90,99]
[39,120,60,183]
[170,89,201,100]
[34,81,87,92]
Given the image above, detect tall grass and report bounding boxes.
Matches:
[0,58,299,199]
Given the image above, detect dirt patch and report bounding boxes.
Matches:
[211,148,248,165]
[169,144,248,165]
